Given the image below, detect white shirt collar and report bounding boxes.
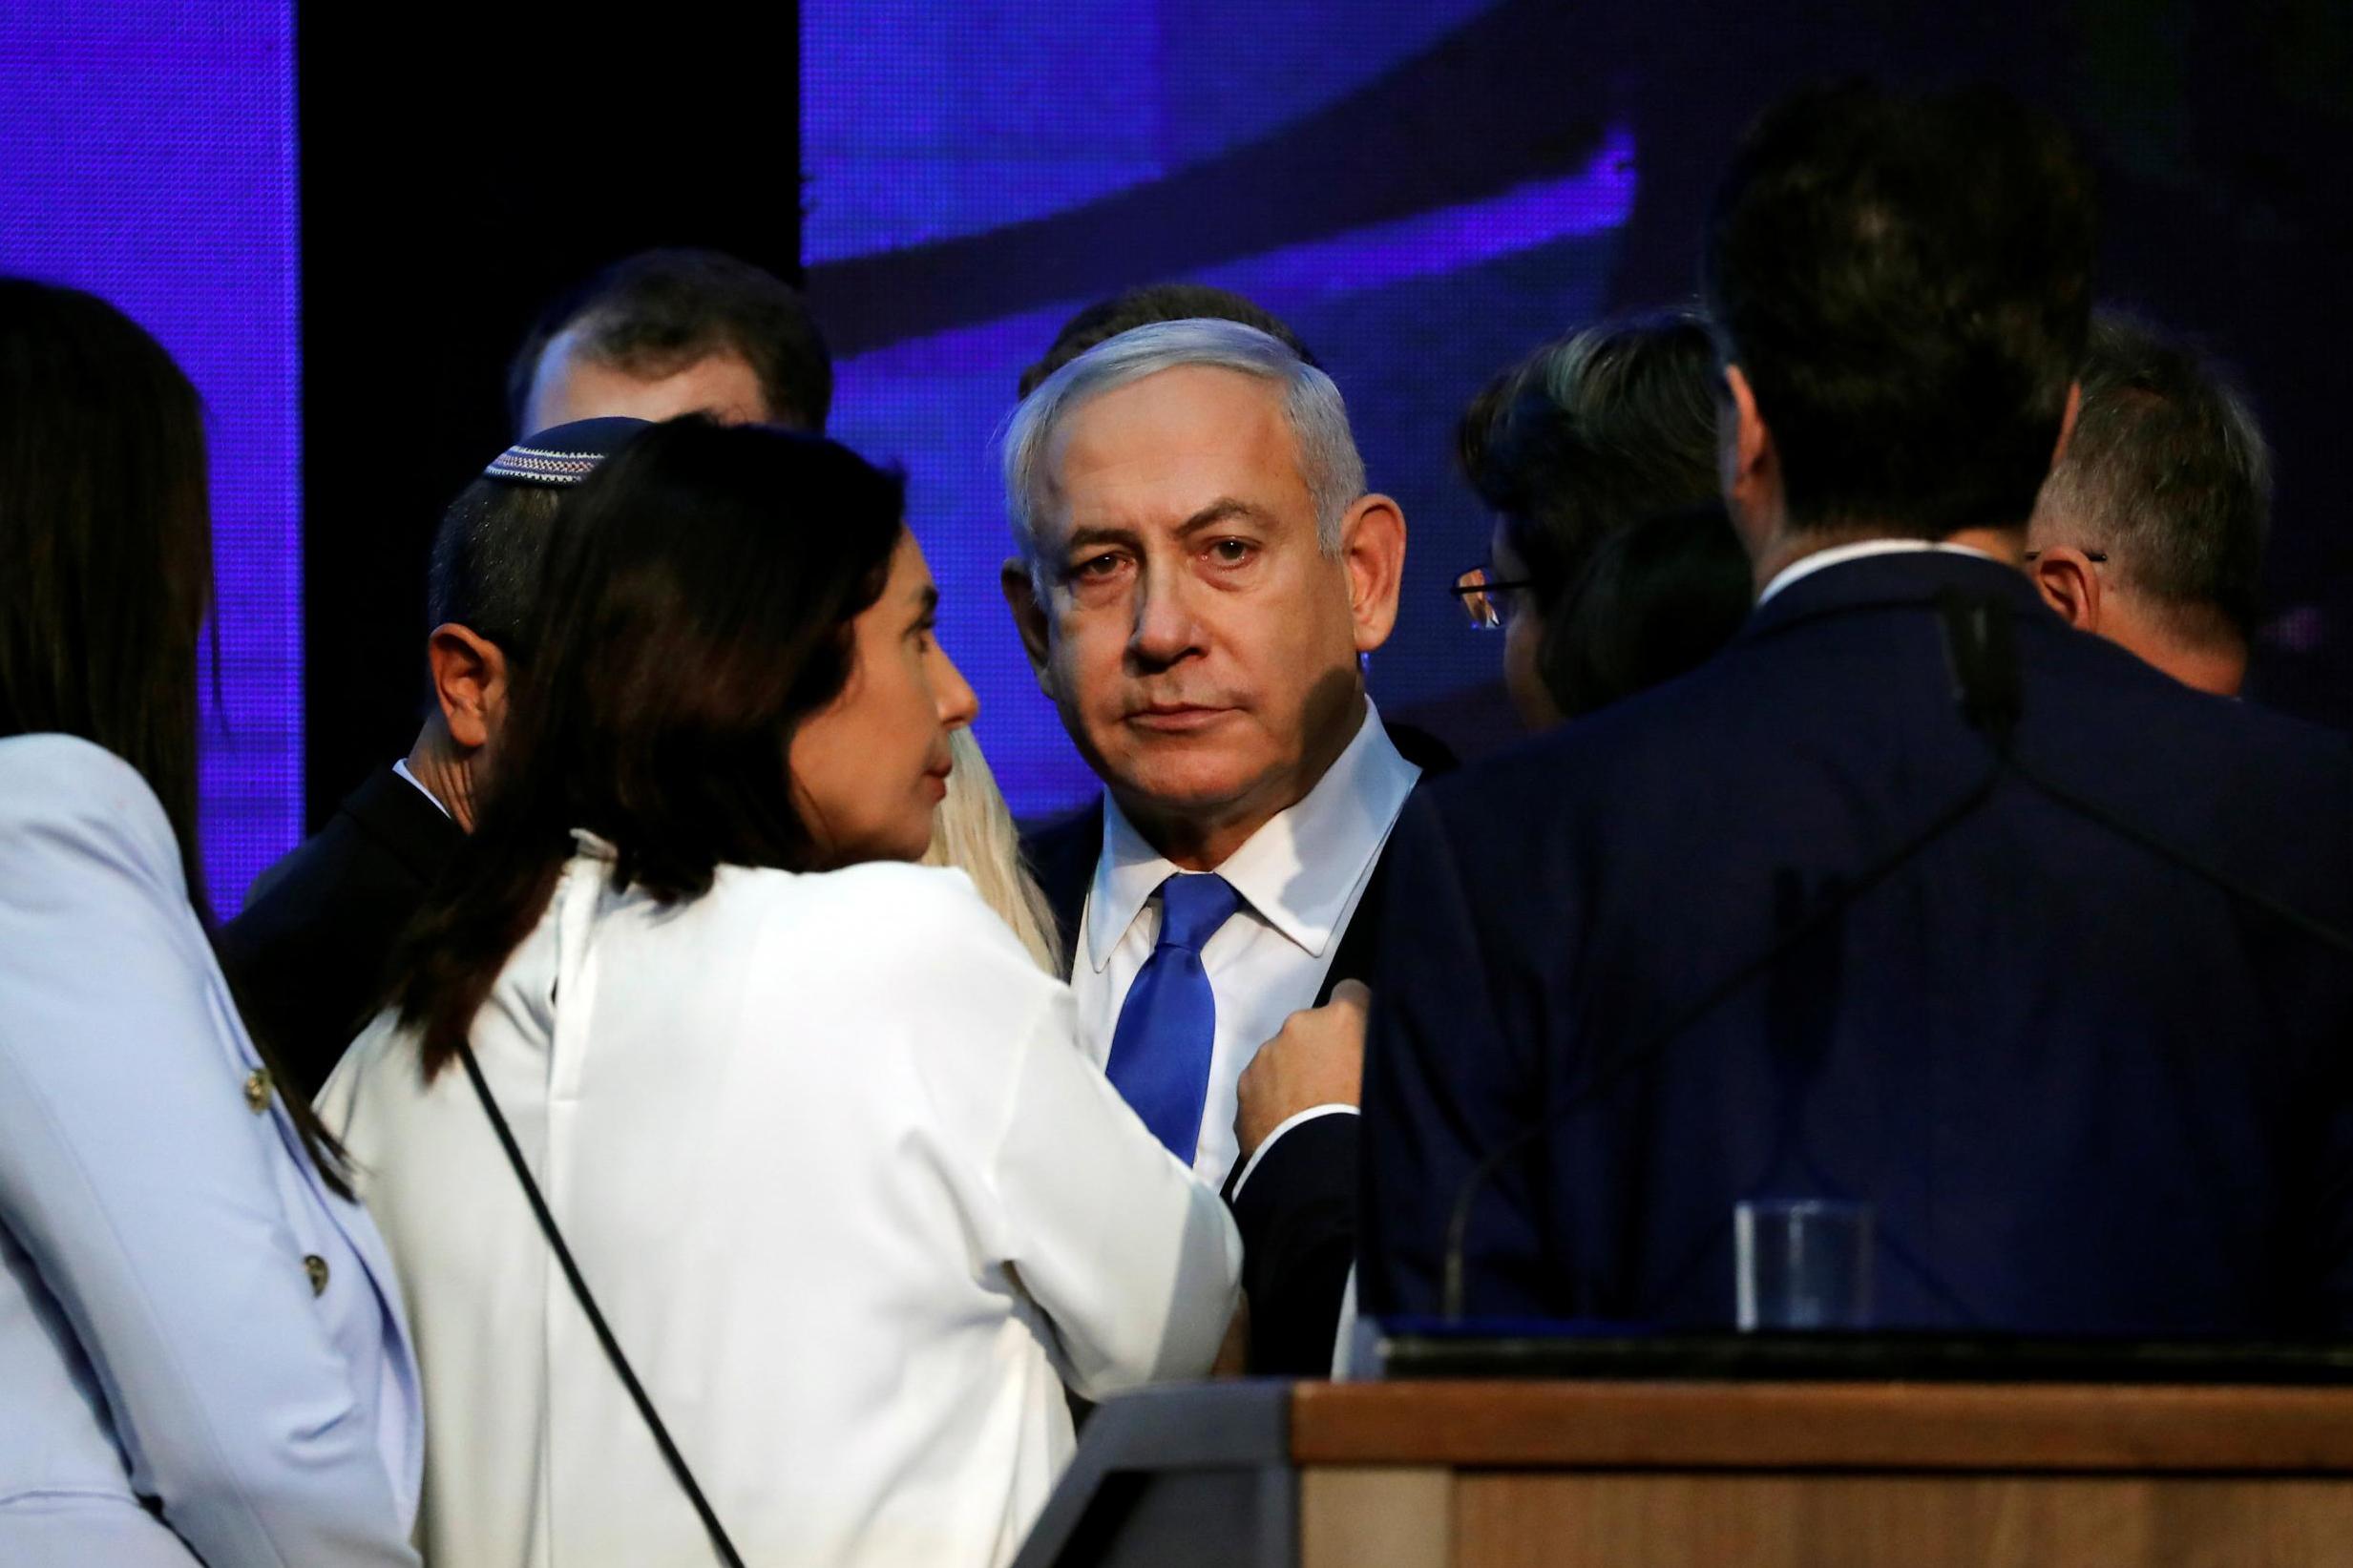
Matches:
[1755,538,2002,607]
[1085,700,1420,974]
[391,757,453,820]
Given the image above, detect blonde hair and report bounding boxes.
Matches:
[923,727,1063,975]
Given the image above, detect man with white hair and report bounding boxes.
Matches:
[1002,318,1418,1372]
[2025,310,2272,698]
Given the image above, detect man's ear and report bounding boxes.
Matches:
[2029,546,2104,632]
[426,623,508,752]
[1721,364,1780,550]
[1000,555,1055,693]
[1338,493,1407,654]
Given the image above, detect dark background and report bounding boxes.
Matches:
[298,0,2353,829]
[298,13,805,822]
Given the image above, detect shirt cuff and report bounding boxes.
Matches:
[1228,1103,1359,1201]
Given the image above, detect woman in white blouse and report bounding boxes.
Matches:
[320,418,1241,1568]
[0,280,421,1563]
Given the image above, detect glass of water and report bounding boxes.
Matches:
[1735,1198,1874,1330]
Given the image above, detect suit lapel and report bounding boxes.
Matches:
[1020,802,1104,982]
[1316,847,1393,1004]
[1314,736,1453,1003]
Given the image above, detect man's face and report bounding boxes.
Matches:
[1021,366,1389,834]
[521,328,769,432]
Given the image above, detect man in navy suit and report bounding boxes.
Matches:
[1004,312,1438,1374]
[1359,83,2353,1335]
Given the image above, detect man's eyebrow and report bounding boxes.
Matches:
[1061,523,1145,555]
[1176,497,1275,536]
[1055,503,1271,559]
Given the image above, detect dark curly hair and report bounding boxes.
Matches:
[1704,81,2096,538]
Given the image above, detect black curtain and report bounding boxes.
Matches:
[297,7,804,825]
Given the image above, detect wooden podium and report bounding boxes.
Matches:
[1012,1378,2353,1567]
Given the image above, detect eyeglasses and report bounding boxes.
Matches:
[2021,550,2109,563]
[1451,565,1535,631]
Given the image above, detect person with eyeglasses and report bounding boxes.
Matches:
[1449,310,1746,731]
[1361,83,2353,1337]
[1460,502,1753,729]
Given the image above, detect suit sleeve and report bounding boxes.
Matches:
[1227,1110,1359,1373]
[0,779,418,1566]
[1357,786,1553,1321]
[2318,756,2353,1329]
[2318,1077,2353,1330]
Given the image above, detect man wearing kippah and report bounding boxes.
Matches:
[221,419,643,1095]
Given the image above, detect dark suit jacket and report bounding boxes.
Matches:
[1023,718,1455,1373]
[1361,551,2353,1335]
[219,764,462,1098]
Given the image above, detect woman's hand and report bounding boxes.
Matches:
[1234,979,1370,1160]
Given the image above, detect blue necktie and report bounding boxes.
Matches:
[1104,873,1243,1161]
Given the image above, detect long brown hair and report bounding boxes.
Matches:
[0,278,351,1189]
[388,418,905,1080]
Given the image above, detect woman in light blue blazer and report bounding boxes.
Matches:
[0,280,422,1564]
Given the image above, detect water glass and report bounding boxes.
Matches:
[1734,1198,1874,1330]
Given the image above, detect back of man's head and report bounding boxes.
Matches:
[2030,311,2272,648]
[428,418,649,658]
[427,479,563,658]
[508,249,831,436]
[1705,82,2097,538]
[407,418,646,828]
[1018,283,1314,399]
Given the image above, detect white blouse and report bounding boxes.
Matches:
[320,844,1241,1568]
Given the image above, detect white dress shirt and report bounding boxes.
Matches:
[320,845,1240,1568]
[1073,701,1420,1187]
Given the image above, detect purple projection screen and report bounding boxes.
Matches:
[0,1,303,913]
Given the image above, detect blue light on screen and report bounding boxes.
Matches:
[804,1,1635,818]
[0,1,302,912]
